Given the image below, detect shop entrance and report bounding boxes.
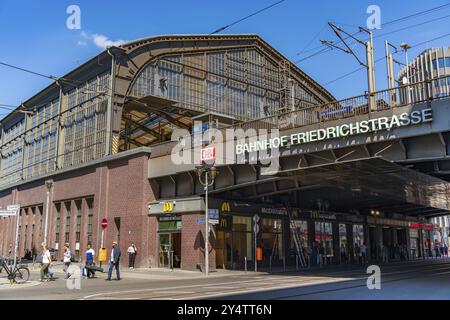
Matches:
[158,232,181,268]
[216,215,252,270]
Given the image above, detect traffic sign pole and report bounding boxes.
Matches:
[253,214,260,273]
[100,218,107,268]
[205,171,209,276]
[7,205,21,271]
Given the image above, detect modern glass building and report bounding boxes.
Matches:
[398,47,450,103]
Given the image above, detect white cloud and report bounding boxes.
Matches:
[91,34,128,49]
[78,31,128,49]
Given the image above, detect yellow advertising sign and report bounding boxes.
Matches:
[98,248,107,262]
[163,202,174,213]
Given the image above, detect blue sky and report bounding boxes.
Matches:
[0,0,449,119]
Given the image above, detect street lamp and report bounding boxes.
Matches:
[194,164,218,276]
[43,181,53,244]
[400,42,412,104]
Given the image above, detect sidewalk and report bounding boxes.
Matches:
[27,263,255,281]
[25,257,450,281]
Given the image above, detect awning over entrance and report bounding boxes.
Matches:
[276,157,450,217]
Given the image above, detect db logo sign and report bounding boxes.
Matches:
[201,146,216,162]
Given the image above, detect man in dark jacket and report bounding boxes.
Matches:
[106,241,121,281]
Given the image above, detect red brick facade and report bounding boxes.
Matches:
[0,150,215,271]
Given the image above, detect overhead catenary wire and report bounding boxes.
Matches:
[323,33,450,86]
[293,4,450,63]
[210,0,286,34]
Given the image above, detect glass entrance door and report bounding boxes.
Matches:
[158,232,182,268]
[159,233,170,268]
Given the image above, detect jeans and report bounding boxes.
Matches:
[64,262,71,278]
[40,263,50,280]
[85,260,94,278]
[129,253,136,268]
[108,261,120,280]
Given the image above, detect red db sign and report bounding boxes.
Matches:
[201,146,216,162]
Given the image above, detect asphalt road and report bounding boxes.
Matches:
[1,259,450,300]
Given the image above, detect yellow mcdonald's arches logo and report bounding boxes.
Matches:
[219,217,228,228]
[310,211,319,219]
[220,201,231,213]
[163,202,174,213]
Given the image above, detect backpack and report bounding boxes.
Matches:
[70,250,75,262]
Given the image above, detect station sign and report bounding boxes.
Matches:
[236,108,433,154]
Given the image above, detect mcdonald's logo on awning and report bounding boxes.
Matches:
[220,201,231,213]
[310,211,319,219]
[163,202,174,213]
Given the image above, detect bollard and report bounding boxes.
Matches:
[283,256,286,272]
[245,256,247,273]
[296,255,298,271]
[269,255,272,272]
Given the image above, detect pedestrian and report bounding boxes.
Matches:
[127,242,137,269]
[445,243,448,257]
[32,246,37,263]
[40,242,52,282]
[311,241,318,266]
[340,243,347,264]
[382,244,389,263]
[106,241,121,281]
[63,243,72,279]
[354,243,360,265]
[318,242,325,266]
[360,242,367,265]
[85,243,96,278]
[306,243,312,267]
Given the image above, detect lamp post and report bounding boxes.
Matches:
[400,42,412,104]
[195,165,218,276]
[44,181,53,245]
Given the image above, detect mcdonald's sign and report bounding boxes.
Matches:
[220,201,231,213]
[217,214,232,231]
[310,211,319,219]
[162,202,174,213]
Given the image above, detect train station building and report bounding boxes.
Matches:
[0,35,449,271]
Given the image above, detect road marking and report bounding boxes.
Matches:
[80,275,348,300]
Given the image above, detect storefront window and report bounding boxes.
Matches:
[291,220,308,250]
[339,224,348,252]
[315,221,333,257]
[261,218,283,262]
[232,216,252,266]
[353,224,364,246]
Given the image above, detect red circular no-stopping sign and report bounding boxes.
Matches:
[101,218,108,230]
